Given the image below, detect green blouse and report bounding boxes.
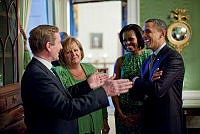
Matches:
[56,63,104,134]
[115,50,151,134]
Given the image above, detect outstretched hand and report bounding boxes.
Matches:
[87,73,133,96]
[87,71,109,89]
[151,68,163,81]
[102,74,133,96]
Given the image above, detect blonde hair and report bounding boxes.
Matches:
[59,36,84,66]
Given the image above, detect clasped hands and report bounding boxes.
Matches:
[87,71,133,96]
[119,113,141,127]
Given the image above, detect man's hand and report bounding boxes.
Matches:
[102,75,133,96]
[88,73,132,96]
[87,71,109,89]
[151,68,163,81]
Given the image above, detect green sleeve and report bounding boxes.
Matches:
[82,63,108,120]
[81,63,97,77]
[55,66,71,87]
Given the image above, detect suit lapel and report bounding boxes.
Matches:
[149,45,169,80]
[31,58,72,98]
[139,57,151,79]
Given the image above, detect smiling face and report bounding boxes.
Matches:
[64,42,82,66]
[122,30,139,53]
[50,32,63,61]
[143,22,164,51]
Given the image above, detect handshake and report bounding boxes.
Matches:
[87,72,133,96]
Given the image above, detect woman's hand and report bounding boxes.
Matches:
[120,113,141,127]
[120,114,133,127]
[102,119,110,134]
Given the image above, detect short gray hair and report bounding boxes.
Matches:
[145,19,167,31]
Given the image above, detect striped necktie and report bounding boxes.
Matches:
[149,54,156,71]
[51,65,65,88]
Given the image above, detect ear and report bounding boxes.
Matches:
[160,30,166,38]
[45,42,51,52]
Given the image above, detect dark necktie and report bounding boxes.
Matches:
[149,54,156,71]
[51,65,65,88]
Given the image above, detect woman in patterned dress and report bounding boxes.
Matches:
[56,36,110,134]
[112,24,151,134]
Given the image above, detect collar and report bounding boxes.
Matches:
[153,42,166,55]
[34,56,52,70]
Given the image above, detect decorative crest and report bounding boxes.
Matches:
[170,9,190,21]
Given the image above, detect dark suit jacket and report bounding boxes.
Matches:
[21,58,109,134]
[130,45,185,134]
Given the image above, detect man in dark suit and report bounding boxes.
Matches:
[21,25,133,134]
[130,19,185,134]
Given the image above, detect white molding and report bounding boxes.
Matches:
[67,0,70,35]
[127,0,139,25]
[182,90,200,107]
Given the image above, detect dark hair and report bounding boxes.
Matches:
[119,24,144,50]
[59,32,68,41]
[29,25,59,55]
[145,18,167,31]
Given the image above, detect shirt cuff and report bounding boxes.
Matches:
[132,76,139,84]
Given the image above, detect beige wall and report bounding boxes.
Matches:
[77,1,122,75]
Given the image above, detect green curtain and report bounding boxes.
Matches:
[20,0,32,76]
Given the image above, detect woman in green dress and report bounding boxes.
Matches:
[56,36,109,134]
[112,24,151,134]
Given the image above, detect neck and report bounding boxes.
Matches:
[152,40,166,52]
[34,52,52,63]
[130,49,144,56]
[67,63,86,79]
[67,63,81,70]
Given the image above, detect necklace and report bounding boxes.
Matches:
[68,65,86,78]
[70,70,84,77]
[72,72,83,77]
